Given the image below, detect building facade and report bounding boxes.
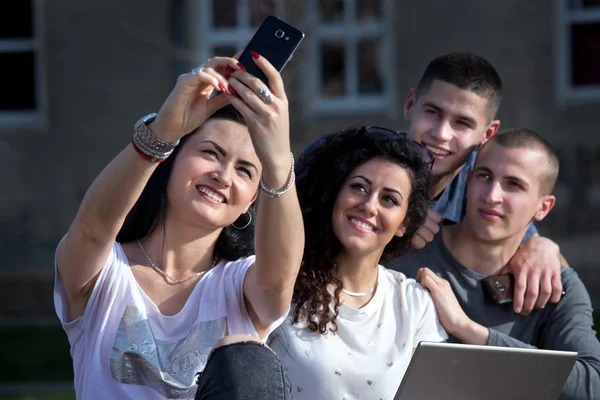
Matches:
[1,0,599,320]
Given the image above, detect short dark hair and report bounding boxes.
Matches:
[483,128,560,195]
[116,105,256,262]
[416,52,503,120]
[292,127,430,334]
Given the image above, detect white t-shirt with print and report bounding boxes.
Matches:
[54,241,284,400]
[269,265,447,400]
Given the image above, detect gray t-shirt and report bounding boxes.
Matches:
[386,231,600,399]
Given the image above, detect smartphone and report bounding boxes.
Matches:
[237,15,305,86]
[483,274,514,305]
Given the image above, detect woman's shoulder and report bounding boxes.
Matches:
[380,266,417,287]
[380,266,430,298]
[99,241,130,272]
[209,255,257,282]
[217,255,256,269]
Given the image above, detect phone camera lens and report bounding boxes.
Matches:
[495,281,506,292]
[275,29,285,38]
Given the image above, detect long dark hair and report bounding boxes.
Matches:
[116,105,256,261]
[292,127,430,333]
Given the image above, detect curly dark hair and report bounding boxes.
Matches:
[292,126,431,334]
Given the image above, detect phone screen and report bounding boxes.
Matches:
[237,15,305,86]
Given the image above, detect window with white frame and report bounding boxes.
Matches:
[195,0,285,62]
[0,0,43,126]
[557,0,600,103]
[305,0,394,114]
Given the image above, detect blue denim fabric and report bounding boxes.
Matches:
[195,341,291,400]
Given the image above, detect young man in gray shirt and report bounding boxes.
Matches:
[388,128,600,398]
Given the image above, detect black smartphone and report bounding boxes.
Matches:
[483,274,514,305]
[237,15,305,86]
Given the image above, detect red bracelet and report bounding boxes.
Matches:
[131,137,168,163]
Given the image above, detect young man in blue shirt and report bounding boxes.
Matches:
[400,52,564,314]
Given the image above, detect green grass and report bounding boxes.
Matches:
[0,325,73,383]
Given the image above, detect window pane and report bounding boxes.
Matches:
[321,42,345,96]
[212,46,238,58]
[357,0,381,21]
[0,0,33,38]
[320,0,344,22]
[250,0,276,27]
[0,52,35,110]
[358,39,383,94]
[213,0,237,27]
[569,0,600,9]
[571,23,600,86]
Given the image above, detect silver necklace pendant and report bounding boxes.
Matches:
[137,239,207,284]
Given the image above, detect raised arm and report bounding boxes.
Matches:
[56,58,242,320]
[227,54,304,337]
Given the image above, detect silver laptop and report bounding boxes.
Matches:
[394,342,576,400]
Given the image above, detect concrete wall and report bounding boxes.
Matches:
[288,0,600,275]
[1,0,174,266]
[0,0,175,320]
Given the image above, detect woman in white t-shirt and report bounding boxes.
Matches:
[269,127,447,400]
[54,54,303,399]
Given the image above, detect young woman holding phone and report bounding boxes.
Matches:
[55,53,302,399]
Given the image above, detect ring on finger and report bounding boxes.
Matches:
[257,86,273,104]
[191,58,212,75]
[191,63,205,75]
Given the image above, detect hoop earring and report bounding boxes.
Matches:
[231,210,252,230]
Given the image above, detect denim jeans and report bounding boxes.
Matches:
[195,341,291,399]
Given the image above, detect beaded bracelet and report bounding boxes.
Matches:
[131,137,169,163]
[132,113,179,163]
[260,153,296,198]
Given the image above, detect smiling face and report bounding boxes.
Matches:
[404,80,500,181]
[464,142,555,242]
[331,157,413,258]
[166,119,261,229]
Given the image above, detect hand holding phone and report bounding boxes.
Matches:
[237,15,304,87]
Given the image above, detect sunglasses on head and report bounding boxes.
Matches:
[297,126,435,179]
[362,126,435,169]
